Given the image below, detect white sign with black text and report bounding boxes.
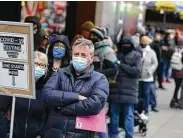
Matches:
[0,60,29,90]
[0,32,28,61]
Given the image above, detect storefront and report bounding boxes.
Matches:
[21,1,67,34]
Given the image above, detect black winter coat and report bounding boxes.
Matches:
[109,50,142,104]
[93,59,118,79]
[151,41,162,63]
[0,78,49,138]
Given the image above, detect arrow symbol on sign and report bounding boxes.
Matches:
[12,76,16,86]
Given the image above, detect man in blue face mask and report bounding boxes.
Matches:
[42,38,109,138]
[71,39,93,75]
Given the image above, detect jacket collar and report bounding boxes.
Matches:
[64,64,94,79]
[142,45,151,52]
[95,40,109,49]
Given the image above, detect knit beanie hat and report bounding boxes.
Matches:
[90,28,104,40]
[81,21,95,31]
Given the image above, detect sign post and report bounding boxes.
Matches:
[9,95,16,138]
[0,21,35,138]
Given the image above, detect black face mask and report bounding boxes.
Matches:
[141,44,147,49]
[154,40,160,42]
[120,46,132,54]
[91,38,99,44]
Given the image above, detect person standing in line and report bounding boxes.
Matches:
[170,37,183,108]
[109,33,142,138]
[90,28,118,63]
[42,38,109,138]
[46,34,71,78]
[90,27,119,138]
[138,36,158,119]
[38,29,49,54]
[0,51,50,138]
[151,33,164,89]
[24,16,43,51]
[162,32,175,83]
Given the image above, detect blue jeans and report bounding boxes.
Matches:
[139,81,151,114]
[162,58,171,79]
[98,124,108,138]
[109,102,134,138]
[150,82,157,108]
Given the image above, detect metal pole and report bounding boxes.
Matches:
[9,95,16,138]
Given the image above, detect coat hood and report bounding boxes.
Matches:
[118,33,135,52]
[47,34,71,68]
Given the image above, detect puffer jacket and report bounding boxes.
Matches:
[109,50,142,104]
[140,45,158,81]
[42,65,109,138]
[94,40,118,63]
[0,90,49,138]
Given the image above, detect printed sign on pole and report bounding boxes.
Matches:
[0,21,35,99]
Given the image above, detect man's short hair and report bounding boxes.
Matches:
[72,38,94,53]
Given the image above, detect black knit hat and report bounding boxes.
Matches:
[90,28,104,40]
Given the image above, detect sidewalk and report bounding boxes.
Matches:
[133,81,183,138]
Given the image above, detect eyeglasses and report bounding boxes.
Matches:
[54,43,65,49]
[35,62,46,69]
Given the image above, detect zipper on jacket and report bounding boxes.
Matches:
[24,99,31,138]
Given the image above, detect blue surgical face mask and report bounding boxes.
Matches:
[35,66,46,80]
[53,47,66,59]
[41,23,48,29]
[72,56,88,72]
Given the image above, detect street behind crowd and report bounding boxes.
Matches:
[127,81,183,138]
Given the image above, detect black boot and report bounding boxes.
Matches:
[152,107,159,112]
[170,99,179,108]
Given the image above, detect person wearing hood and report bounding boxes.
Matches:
[109,33,142,138]
[24,16,42,51]
[0,51,49,138]
[138,36,158,119]
[46,34,70,79]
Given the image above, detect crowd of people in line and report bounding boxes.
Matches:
[0,15,183,138]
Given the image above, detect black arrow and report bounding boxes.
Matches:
[12,76,16,86]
